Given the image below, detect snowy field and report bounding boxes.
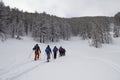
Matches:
[0,36,120,80]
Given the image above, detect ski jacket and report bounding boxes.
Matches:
[53,47,58,53]
[33,45,41,52]
[59,47,63,53]
[45,47,51,54]
[59,47,66,53]
[62,48,66,53]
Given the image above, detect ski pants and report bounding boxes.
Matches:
[47,53,50,61]
[34,51,40,60]
[59,52,63,56]
[54,52,57,59]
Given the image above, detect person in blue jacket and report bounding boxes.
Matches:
[45,45,52,62]
[53,46,58,59]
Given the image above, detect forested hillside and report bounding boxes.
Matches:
[0,1,120,47]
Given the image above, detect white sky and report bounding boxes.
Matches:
[3,0,120,18]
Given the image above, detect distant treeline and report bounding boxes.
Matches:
[0,1,120,48]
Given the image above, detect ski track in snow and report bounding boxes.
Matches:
[1,56,120,80]
[0,59,45,80]
[0,61,32,76]
[0,60,33,76]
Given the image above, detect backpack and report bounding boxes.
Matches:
[53,47,58,52]
[33,45,40,51]
[33,46,36,50]
[45,48,50,54]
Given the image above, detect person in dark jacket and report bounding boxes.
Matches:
[45,45,52,62]
[53,46,58,59]
[62,48,66,56]
[59,46,63,57]
[33,44,41,61]
[59,46,66,57]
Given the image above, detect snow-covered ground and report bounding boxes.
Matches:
[0,36,120,80]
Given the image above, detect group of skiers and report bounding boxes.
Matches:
[33,44,66,62]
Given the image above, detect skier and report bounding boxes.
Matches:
[59,46,66,56]
[53,46,58,59]
[59,46,63,57]
[45,45,52,62]
[62,48,66,56]
[33,44,41,61]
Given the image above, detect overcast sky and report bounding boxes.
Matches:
[3,0,120,18]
